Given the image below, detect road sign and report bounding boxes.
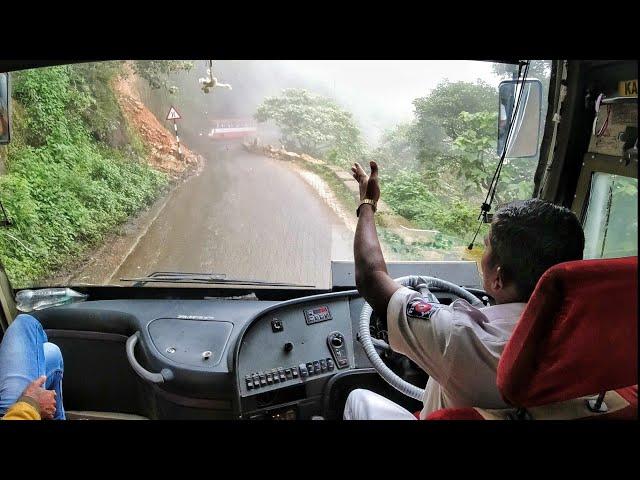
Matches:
[166,106,182,121]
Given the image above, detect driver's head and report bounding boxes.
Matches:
[480,198,584,304]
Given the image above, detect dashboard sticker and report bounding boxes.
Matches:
[303,306,332,325]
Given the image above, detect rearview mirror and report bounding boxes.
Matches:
[0,72,10,145]
[497,79,542,158]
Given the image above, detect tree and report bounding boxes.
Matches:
[451,110,498,194]
[491,60,552,81]
[254,89,364,165]
[372,122,419,172]
[132,60,193,92]
[412,79,498,142]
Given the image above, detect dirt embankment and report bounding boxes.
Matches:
[113,70,203,178]
[45,71,207,286]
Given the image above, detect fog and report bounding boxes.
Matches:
[278,60,502,144]
[165,60,504,148]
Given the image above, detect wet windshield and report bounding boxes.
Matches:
[0,60,550,289]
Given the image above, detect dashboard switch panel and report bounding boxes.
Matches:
[327,331,349,369]
[238,298,354,397]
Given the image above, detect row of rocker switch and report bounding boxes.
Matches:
[245,357,336,390]
[298,358,334,377]
[246,366,299,390]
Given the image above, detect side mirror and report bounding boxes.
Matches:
[497,79,542,158]
[0,72,10,145]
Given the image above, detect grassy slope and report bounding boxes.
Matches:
[0,63,168,288]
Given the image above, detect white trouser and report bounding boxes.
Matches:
[343,388,418,420]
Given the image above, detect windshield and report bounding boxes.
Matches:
[0,60,550,289]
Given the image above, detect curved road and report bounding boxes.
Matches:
[111,143,353,289]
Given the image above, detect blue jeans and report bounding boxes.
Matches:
[0,314,65,419]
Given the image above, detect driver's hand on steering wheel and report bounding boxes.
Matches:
[351,161,381,203]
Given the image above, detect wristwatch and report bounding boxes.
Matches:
[357,199,377,217]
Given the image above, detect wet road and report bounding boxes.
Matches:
[112,144,353,289]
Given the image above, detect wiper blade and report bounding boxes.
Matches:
[119,271,315,288]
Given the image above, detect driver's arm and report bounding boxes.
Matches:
[352,162,453,383]
[352,161,401,316]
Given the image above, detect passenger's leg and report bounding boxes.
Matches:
[0,314,65,418]
[343,388,417,420]
[43,342,65,420]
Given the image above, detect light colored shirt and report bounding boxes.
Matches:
[387,286,526,419]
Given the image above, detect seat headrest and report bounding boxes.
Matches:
[497,256,638,407]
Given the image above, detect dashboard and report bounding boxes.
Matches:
[32,290,370,418]
[30,263,484,419]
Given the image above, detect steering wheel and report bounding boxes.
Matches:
[358,275,484,401]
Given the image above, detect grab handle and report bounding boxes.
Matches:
[126,332,174,383]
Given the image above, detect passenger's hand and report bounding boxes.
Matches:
[21,375,56,419]
[351,161,381,203]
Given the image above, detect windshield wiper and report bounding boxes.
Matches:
[119,271,315,288]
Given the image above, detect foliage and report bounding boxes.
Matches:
[412,79,497,141]
[450,110,499,194]
[450,100,540,204]
[255,89,364,166]
[0,64,167,287]
[371,123,419,172]
[380,170,478,239]
[67,62,137,149]
[377,229,455,259]
[492,60,552,81]
[374,74,542,248]
[132,60,194,92]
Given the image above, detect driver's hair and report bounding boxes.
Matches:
[488,198,585,302]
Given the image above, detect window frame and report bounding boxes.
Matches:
[571,152,638,258]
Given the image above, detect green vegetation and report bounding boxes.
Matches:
[255,71,548,253]
[131,60,194,92]
[374,78,543,251]
[296,159,458,258]
[0,63,168,287]
[377,229,455,259]
[380,170,478,239]
[255,89,364,167]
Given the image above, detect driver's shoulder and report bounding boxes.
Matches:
[447,300,525,339]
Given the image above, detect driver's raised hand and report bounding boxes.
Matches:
[351,161,381,203]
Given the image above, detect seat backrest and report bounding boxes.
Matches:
[425,408,484,420]
[426,385,637,420]
[427,257,638,420]
[497,256,638,408]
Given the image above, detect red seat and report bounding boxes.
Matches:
[426,256,638,420]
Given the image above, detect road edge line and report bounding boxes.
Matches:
[105,187,177,284]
